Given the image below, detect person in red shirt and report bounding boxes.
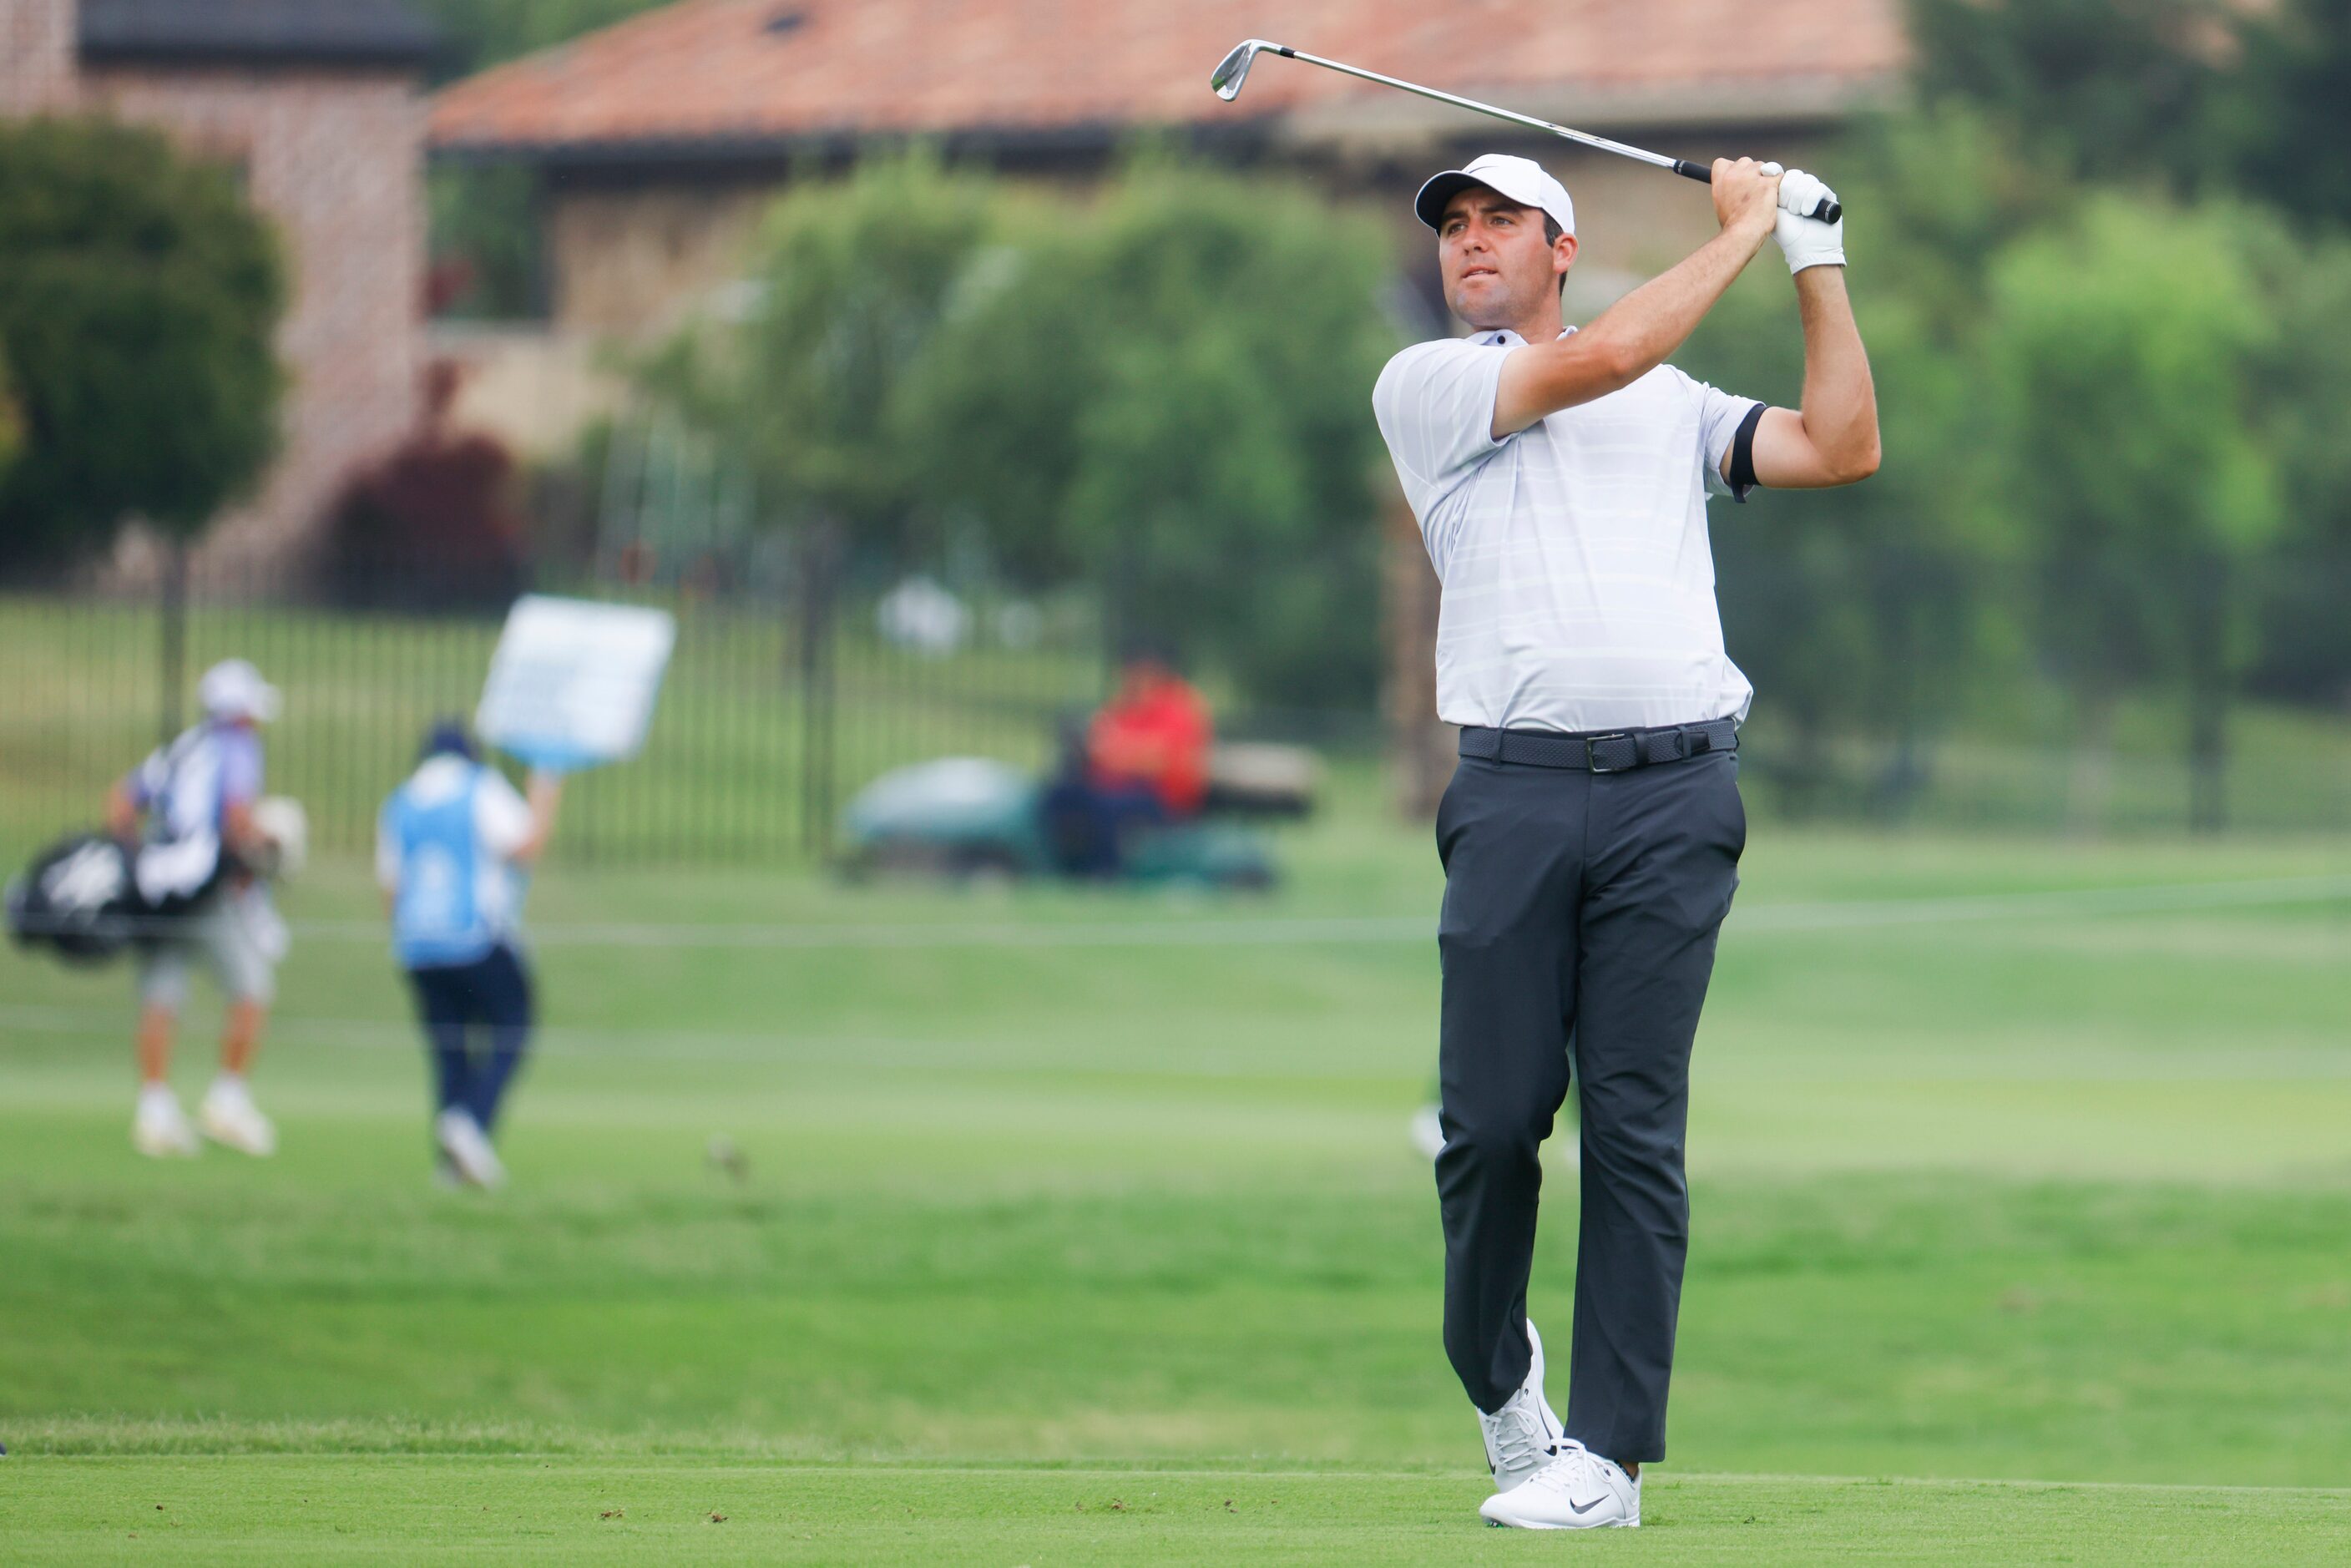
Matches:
[1044,644,1212,876]
[1086,650,1212,817]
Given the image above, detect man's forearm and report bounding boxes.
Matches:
[1792,268,1878,480]
[515,771,565,864]
[1580,225,1771,385]
[1499,223,1770,433]
[222,801,265,860]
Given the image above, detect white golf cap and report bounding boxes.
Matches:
[1413,153,1575,238]
[198,658,280,724]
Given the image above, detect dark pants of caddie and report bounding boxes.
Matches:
[1433,739,1743,1465]
[405,943,535,1135]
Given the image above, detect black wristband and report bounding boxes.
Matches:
[1727,402,1766,498]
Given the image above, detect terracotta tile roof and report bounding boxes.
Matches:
[431,0,1904,159]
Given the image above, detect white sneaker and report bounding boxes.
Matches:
[435,1109,505,1190]
[198,1078,277,1156]
[132,1089,200,1158]
[1477,1320,1566,1493]
[1478,1441,1641,1530]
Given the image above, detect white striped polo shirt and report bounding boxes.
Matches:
[1373,327,1761,735]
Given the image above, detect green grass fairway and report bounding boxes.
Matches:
[8,1460,2348,1565]
[4,805,2350,1561]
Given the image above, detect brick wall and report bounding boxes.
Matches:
[545,182,773,335]
[0,0,77,112]
[85,67,427,584]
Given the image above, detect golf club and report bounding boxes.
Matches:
[1210,39,1842,224]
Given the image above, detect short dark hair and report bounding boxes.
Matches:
[1541,213,1567,297]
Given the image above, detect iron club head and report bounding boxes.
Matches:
[1210,38,1278,102]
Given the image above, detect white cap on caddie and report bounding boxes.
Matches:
[198,658,280,724]
[1413,153,1575,238]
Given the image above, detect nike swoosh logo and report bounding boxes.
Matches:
[1567,1495,1608,1515]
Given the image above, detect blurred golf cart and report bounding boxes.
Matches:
[839,741,1317,890]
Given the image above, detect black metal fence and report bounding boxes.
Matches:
[0,559,1106,865]
[10,554,2348,862]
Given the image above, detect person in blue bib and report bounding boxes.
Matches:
[376,721,563,1189]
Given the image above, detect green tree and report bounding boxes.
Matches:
[887,218,1092,589]
[1908,0,2351,231]
[1985,195,2279,831]
[1686,283,1990,818]
[0,348,21,486]
[0,118,286,578]
[1677,109,2030,816]
[899,156,1399,709]
[1907,0,2229,192]
[2225,0,2351,229]
[740,147,999,565]
[2237,224,2351,706]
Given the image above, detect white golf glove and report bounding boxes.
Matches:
[1772,168,1844,274]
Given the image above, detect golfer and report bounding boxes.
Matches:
[377,721,562,1189]
[1373,153,1878,1529]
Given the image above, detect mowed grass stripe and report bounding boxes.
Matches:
[8,1156,2351,1484]
[5,1459,2348,1565]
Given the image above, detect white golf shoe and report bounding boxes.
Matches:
[1478,1440,1641,1530]
[435,1109,505,1190]
[1478,1321,1566,1493]
[132,1088,200,1158]
[198,1077,277,1156]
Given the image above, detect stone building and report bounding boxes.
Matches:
[430,0,1906,808]
[0,0,436,584]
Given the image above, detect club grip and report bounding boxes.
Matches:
[1675,159,1842,222]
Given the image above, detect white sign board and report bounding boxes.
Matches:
[476,595,675,771]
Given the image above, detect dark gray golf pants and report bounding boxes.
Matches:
[1433,744,1744,1464]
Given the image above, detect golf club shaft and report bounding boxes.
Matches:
[1261,44,1840,223]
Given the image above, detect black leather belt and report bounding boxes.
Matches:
[1459,719,1738,774]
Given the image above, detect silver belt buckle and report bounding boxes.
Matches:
[1585,732,1636,773]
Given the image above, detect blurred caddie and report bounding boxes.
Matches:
[377,721,562,1189]
[109,658,291,1158]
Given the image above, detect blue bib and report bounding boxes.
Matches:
[385,767,496,969]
